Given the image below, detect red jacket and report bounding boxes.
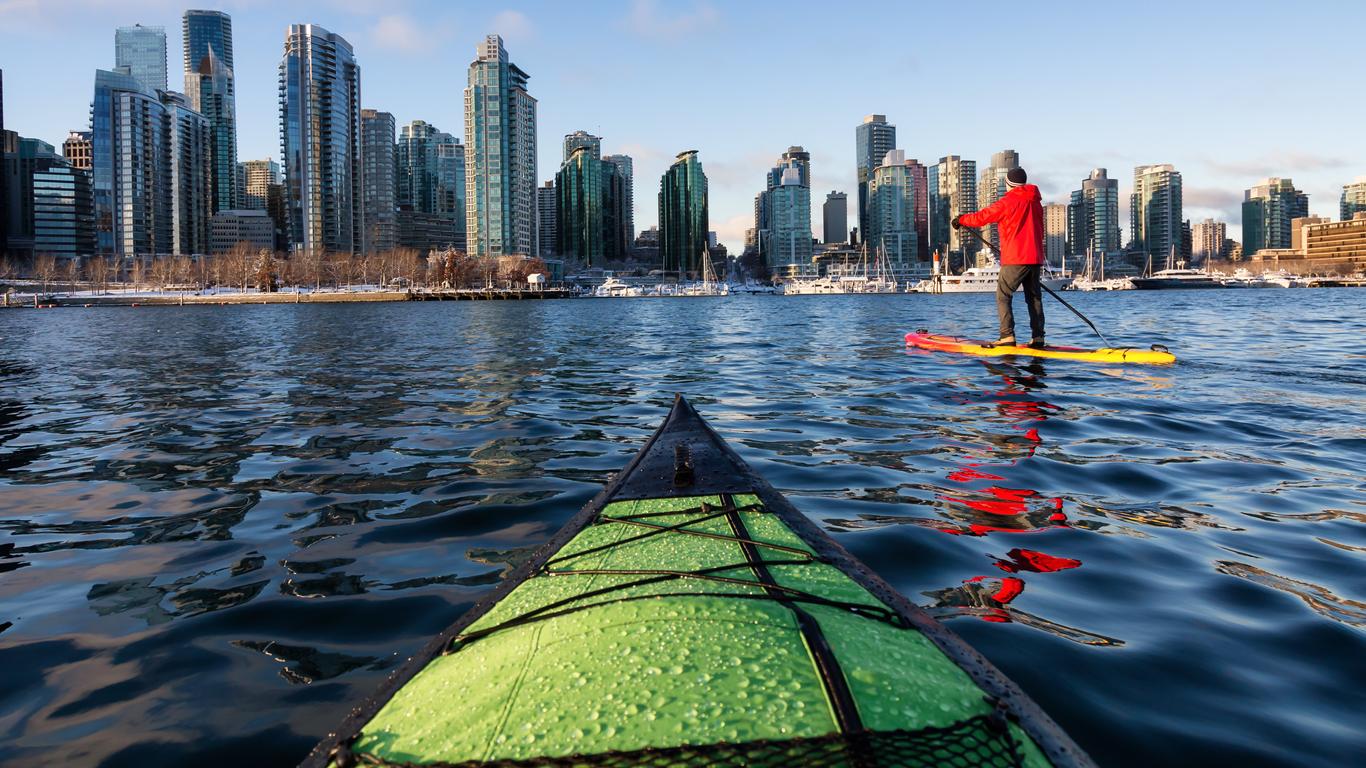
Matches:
[959,184,1044,265]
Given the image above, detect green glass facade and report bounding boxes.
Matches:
[1130,164,1183,262]
[464,35,537,258]
[658,150,708,276]
[183,10,236,213]
[1242,177,1308,254]
[555,147,625,267]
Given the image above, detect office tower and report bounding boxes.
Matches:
[1130,164,1183,263]
[465,35,537,258]
[397,120,441,212]
[927,155,977,263]
[1341,177,1366,221]
[658,150,708,275]
[752,190,770,261]
[32,165,96,258]
[556,146,626,267]
[1191,219,1227,263]
[115,24,167,92]
[978,149,1020,254]
[855,114,895,244]
[3,137,61,258]
[238,159,280,209]
[360,109,396,252]
[162,90,212,256]
[63,131,93,170]
[538,180,557,257]
[279,24,364,255]
[767,165,812,273]
[1242,177,1309,254]
[1067,168,1120,257]
[563,130,601,162]
[603,153,634,251]
[866,149,919,268]
[183,10,236,212]
[435,134,466,249]
[209,209,274,253]
[1044,203,1067,266]
[396,121,463,252]
[823,191,847,244]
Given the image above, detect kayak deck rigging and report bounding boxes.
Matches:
[308,396,1092,768]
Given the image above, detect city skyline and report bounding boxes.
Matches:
[2,1,1364,253]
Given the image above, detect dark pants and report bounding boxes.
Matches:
[997,264,1045,341]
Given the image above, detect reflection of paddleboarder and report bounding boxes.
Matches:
[952,167,1045,348]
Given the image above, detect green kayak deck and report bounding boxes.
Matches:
[307,396,1092,767]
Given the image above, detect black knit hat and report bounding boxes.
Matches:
[1006,167,1028,188]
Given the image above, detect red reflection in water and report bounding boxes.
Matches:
[994,547,1083,574]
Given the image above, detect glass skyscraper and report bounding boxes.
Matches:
[1067,168,1120,257]
[361,109,396,252]
[563,130,601,162]
[1341,177,1366,222]
[867,149,919,269]
[1242,177,1308,254]
[603,154,635,251]
[658,150,708,276]
[927,156,977,266]
[767,165,811,274]
[183,10,236,212]
[823,191,847,245]
[115,25,167,92]
[855,115,896,244]
[465,35,537,258]
[33,165,96,258]
[278,24,364,256]
[1130,164,1183,264]
[162,90,212,256]
[977,150,1020,255]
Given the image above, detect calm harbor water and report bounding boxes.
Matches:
[1,290,1364,766]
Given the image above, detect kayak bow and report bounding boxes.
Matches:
[306,395,1093,768]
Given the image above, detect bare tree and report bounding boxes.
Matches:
[61,258,81,294]
[87,256,109,295]
[130,257,145,293]
[34,254,58,294]
[254,249,279,292]
[0,255,14,283]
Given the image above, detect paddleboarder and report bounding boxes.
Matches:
[952,167,1045,348]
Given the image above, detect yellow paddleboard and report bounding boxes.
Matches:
[906,331,1176,365]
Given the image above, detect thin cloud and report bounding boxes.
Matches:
[372,14,433,53]
[1205,152,1347,180]
[624,0,718,39]
[490,9,533,43]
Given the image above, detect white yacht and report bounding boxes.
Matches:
[911,264,1072,294]
[592,277,646,298]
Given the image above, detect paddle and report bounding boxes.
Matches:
[958,225,1113,348]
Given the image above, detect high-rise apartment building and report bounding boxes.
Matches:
[183,10,236,212]
[91,69,210,257]
[1242,177,1308,254]
[238,159,280,209]
[823,191,847,244]
[855,115,895,244]
[1044,203,1067,266]
[33,165,96,258]
[465,35,537,258]
[1130,164,1183,263]
[279,24,364,256]
[1067,168,1120,256]
[556,146,626,267]
[396,120,463,252]
[1191,218,1227,263]
[435,135,466,250]
[1341,177,1366,222]
[927,155,977,264]
[978,150,1020,255]
[563,131,601,162]
[603,154,634,253]
[360,109,396,252]
[767,165,811,274]
[537,180,557,258]
[115,24,167,92]
[62,131,92,170]
[768,146,811,190]
[866,150,920,269]
[658,150,708,276]
[398,120,441,213]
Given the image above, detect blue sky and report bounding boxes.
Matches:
[3,0,1363,250]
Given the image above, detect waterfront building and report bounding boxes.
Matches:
[397,120,442,213]
[210,209,274,253]
[0,69,6,257]
[634,225,660,266]
[556,147,627,267]
[1130,164,1183,264]
[538,180,557,257]
[768,146,811,190]
[238,159,280,209]
[91,70,211,257]
[658,150,708,276]
[767,165,812,275]
[1191,219,1227,263]
[115,24,167,92]
[1300,213,1366,272]
[563,131,601,162]
[396,208,459,254]
[32,165,96,259]
[823,191,847,244]
[1290,216,1330,252]
[435,134,466,249]
[279,24,364,256]
[855,115,895,244]
[927,155,977,265]
[1242,177,1308,255]
[904,158,929,262]
[977,150,1020,254]
[1044,203,1067,266]
[162,90,212,256]
[360,109,396,253]
[465,35,537,258]
[866,150,919,269]
[603,154,635,254]
[182,10,236,212]
[1340,177,1366,222]
[1067,168,1120,257]
[63,131,92,170]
